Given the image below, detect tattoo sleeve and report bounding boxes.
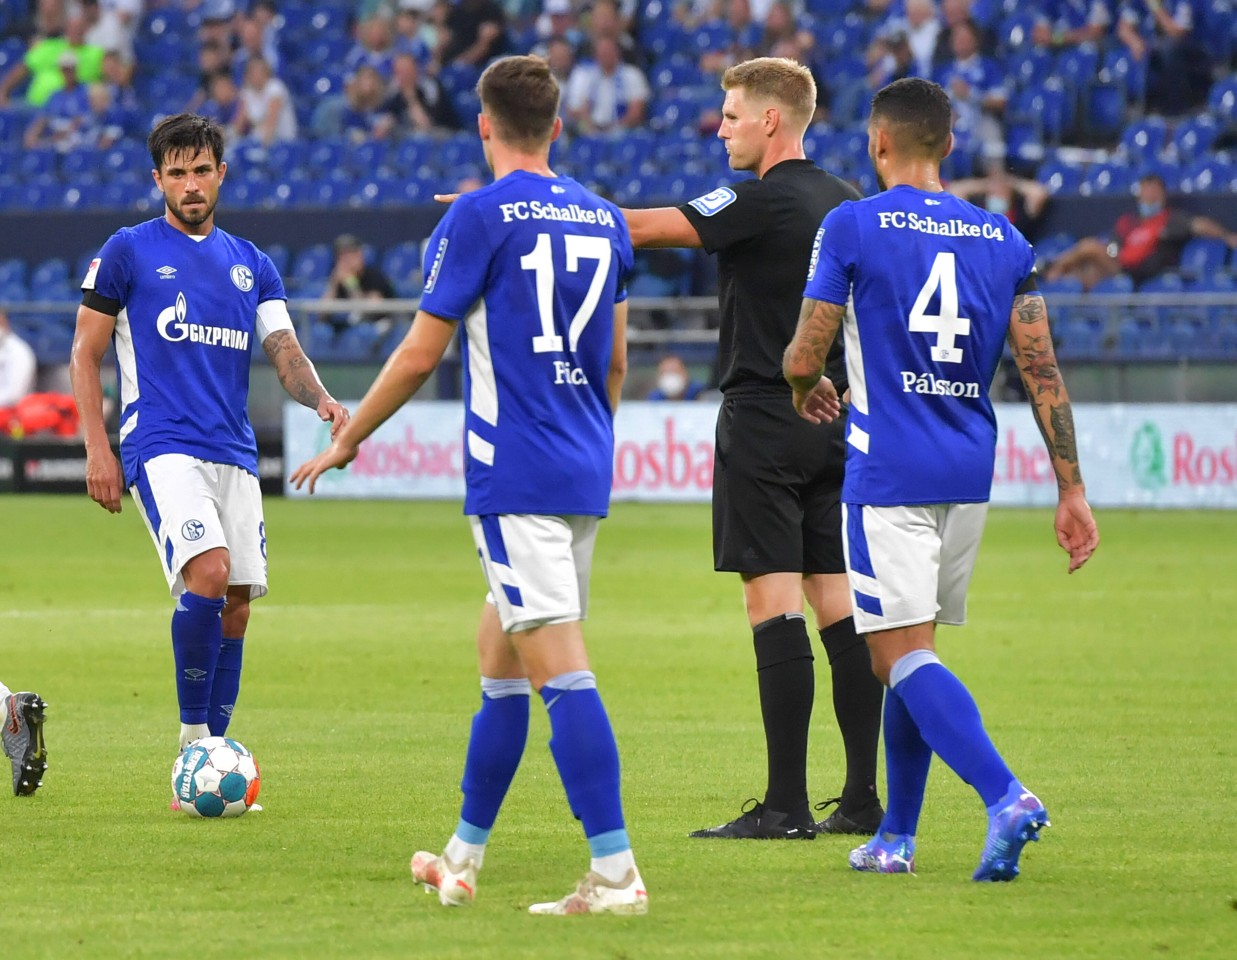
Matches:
[1007,293,1084,491]
[263,329,325,410]
[784,298,845,392]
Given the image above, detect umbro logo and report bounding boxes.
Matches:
[183,668,208,681]
[156,265,177,278]
[551,185,566,194]
[924,199,942,206]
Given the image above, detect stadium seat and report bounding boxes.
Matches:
[1178,238,1229,279]
[30,258,69,291]
[0,258,27,287]
[1118,118,1168,164]
[1138,273,1184,294]
[1037,158,1085,194]
[1080,164,1135,197]
[290,245,333,288]
[1172,117,1219,162]
[1088,273,1135,295]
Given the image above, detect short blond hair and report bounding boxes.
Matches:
[721,57,816,130]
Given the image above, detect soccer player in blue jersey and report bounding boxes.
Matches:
[69,114,350,798]
[290,55,646,916]
[784,78,1100,881]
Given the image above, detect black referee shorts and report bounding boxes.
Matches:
[712,394,847,575]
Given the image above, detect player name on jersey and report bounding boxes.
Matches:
[876,211,1007,240]
[498,200,618,227]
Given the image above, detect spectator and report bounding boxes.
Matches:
[758,2,816,60]
[544,34,576,85]
[564,35,649,134]
[646,354,706,401]
[1032,0,1113,50]
[235,56,298,146]
[5,0,68,44]
[199,70,241,137]
[322,234,398,339]
[340,64,390,141]
[1045,173,1237,290]
[185,40,233,113]
[532,0,586,57]
[379,52,455,135]
[947,159,1050,240]
[935,17,1006,162]
[232,14,281,85]
[23,50,91,151]
[873,0,940,77]
[586,0,636,60]
[88,0,143,61]
[346,15,397,82]
[197,1,237,49]
[100,48,138,132]
[78,81,126,149]
[0,309,37,412]
[934,0,996,66]
[248,0,284,64]
[0,11,104,108]
[393,0,434,64]
[867,28,918,90]
[440,0,509,66]
[1116,0,1211,115]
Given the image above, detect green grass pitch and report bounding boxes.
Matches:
[1,496,1233,959]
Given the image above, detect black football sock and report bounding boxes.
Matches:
[753,613,814,814]
[819,616,884,812]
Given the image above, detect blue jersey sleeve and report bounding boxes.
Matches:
[256,249,287,303]
[802,203,857,306]
[83,229,134,304]
[418,200,492,321]
[612,202,634,304]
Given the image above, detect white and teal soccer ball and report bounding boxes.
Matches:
[171,736,261,818]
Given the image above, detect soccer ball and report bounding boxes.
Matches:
[172,736,261,818]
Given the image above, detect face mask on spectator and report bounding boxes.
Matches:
[1138,201,1163,218]
[658,372,687,397]
[985,195,1010,216]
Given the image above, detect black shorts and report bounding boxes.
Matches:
[712,394,847,575]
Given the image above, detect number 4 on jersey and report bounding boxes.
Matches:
[521,232,613,354]
[909,251,970,364]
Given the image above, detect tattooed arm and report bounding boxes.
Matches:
[1008,292,1100,572]
[783,297,845,423]
[262,329,350,438]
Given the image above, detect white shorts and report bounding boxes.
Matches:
[130,454,269,600]
[842,502,988,633]
[469,514,599,634]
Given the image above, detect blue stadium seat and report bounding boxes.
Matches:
[1036,158,1085,194]
[650,55,703,90]
[19,148,58,179]
[0,258,27,287]
[1099,48,1147,104]
[1089,273,1135,295]
[30,258,69,291]
[1183,156,1236,193]
[264,244,290,277]
[291,245,333,288]
[382,241,423,288]
[1172,116,1219,161]
[1179,238,1229,279]
[1084,83,1124,139]
[1118,117,1168,164]
[1009,49,1054,90]
[307,139,347,174]
[1138,273,1184,294]
[1207,76,1237,124]
[1081,164,1135,197]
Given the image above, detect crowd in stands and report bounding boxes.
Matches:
[0,0,1235,373]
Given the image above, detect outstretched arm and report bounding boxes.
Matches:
[1007,292,1099,572]
[782,296,844,424]
[620,207,703,249]
[263,328,350,435]
[289,310,456,494]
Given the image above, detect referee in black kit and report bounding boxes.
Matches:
[623,57,885,839]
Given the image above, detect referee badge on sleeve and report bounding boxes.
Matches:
[688,187,737,217]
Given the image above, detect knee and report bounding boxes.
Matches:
[182,551,230,598]
[222,597,251,637]
[865,642,896,687]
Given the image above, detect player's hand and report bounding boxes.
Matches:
[1054,492,1099,573]
[433,193,460,204]
[317,397,351,439]
[85,447,124,514]
[792,376,841,424]
[289,440,359,495]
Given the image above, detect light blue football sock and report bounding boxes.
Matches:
[541,671,628,846]
[891,651,1015,808]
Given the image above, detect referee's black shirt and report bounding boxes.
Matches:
[680,159,861,398]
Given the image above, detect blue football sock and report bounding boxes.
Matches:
[541,671,627,846]
[891,652,1015,808]
[458,677,531,834]
[171,591,225,726]
[208,636,244,737]
[880,685,932,836]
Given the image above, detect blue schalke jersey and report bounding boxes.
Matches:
[82,217,286,485]
[418,170,634,517]
[803,185,1037,506]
